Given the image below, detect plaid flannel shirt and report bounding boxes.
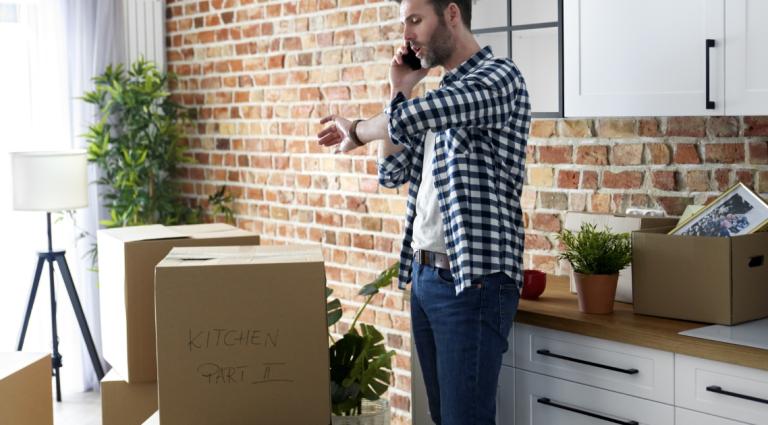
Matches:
[379,46,531,294]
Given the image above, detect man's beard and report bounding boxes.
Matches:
[421,17,453,68]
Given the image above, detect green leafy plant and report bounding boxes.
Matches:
[326,262,398,416]
[557,223,632,275]
[82,58,198,227]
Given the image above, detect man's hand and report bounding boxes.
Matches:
[317,115,361,154]
[390,44,430,99]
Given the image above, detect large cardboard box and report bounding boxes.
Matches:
[0,352,53,425]
[101,369,158,425]
[98,223,260,383]
[142,411,159,425]
[564,213,679,303]
[632,226,768,325]
[155,245,331,425]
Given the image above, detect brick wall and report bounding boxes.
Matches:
[165,1,768,423]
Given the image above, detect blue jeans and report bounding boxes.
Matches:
[411,263,520,425]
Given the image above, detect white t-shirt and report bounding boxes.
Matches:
[411,131,447,254]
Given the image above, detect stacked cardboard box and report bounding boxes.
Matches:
[153,245,331,425]
[97,223,259,422]
[101,369,157,425]
[0,352,53,425]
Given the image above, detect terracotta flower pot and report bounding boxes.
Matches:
[573,272,619,314]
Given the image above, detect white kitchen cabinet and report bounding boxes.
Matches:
[513,369,674,425]
[564,0,726,117]
[675,407,748,425]
[514,323,674,404]
[724,0,768,115]
[675,354,768,425]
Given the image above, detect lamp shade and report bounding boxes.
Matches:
[10,150,89,211]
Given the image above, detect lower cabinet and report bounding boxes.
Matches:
[675,407,748,425]
[500,367,674,425]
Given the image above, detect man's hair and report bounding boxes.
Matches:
[396,0,472,30]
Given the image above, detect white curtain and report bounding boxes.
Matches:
[0,0,124,391]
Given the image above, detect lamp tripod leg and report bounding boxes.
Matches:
[55,254,105,381]
[49,255,63,402]
[17,256,46,351]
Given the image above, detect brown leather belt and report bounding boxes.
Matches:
[414,250,450,270]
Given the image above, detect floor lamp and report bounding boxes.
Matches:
[10,150,105,402]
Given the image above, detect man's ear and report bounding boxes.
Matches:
[445,2,461,27]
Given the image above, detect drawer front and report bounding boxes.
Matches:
[676,354,768,424]
[512,369,674,425]
[675,407,747,425]
[513,323,674,403]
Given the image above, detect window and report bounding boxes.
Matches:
[472,0,563,117]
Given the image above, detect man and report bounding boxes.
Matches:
[316,0,530,422]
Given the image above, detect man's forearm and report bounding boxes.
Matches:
[355,113,404,159]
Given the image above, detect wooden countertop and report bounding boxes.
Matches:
[517,275,768,371]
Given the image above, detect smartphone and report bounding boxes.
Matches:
[402,45,422,70]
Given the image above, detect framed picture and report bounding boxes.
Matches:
[669,182,768,237]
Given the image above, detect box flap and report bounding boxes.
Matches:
[565,212,678,234]
[98,225,186,243]
[730,232,768,323]
[158,245,323,268]
[0,353,49,381]
[167,223,253,239]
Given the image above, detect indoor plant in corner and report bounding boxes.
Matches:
[326,262,398,424]
[557,223,632,314]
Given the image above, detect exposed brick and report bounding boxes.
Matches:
[590,193,611,213]
[646,143,671,165]
[707,116,739,137]
[684,170,710,192]
[532,213,561,232]
[714,169,731,191]
[610,144,643,165]
[602,171,644,189]
[705,143,745,164]
[575,146,608,165]
[652,171,677,191]
[538,146,572,164]
[597,119,635,138]
[638,118,660,137]
[524,234,552,250]
[749,141,768,164]
[558,120,592,138]
[539,192,568,210]
[674,144,701,164]
[745,116,768,136]
[758,171,768,193]
[667,117,706,137]
[581,171,598,189]
[521,187,536,209]
[568,193,587,211]
[655,196,693,216]
[557,170,579,189]
[528,167,554,188]
[531,120,556,138]
[531,255,558,274]
[735,170,754,188]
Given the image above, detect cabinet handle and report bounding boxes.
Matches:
[706,385,768,405]
[536,349,639,375]
[537,397,639,425]
[705,39,715,110]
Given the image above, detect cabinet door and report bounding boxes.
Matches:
[676,407,748,425]
[514,369,674,425]
[725,0,768,115]
[564,0,724,117]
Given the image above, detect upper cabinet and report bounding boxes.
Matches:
[472,0,563,117]
[564,0,768,117]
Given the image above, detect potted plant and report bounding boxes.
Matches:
[326,262,398,424]
[81,58,233,227]
[557,223,632,314]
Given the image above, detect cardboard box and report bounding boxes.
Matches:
[632,226,768,325]
[564,213,679,303]
[142,411,158,425]
[0,352,53,425]
[101,369,158,425]
[98,223,260,383]
[155,245,331,425]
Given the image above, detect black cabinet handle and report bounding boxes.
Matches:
[707,385,768,405]
[536,349,639,375]
[537,397,639,425]
[705,39,716,109]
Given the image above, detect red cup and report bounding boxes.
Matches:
[522,269,546,300]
